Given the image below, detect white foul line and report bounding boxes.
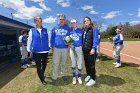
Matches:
[101,47,140,60]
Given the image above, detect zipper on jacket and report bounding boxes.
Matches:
[40,33,43,50]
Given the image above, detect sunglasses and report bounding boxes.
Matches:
[59,19,65,20]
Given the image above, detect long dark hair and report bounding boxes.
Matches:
[81,16,94,32]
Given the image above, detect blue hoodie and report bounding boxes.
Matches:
[70,28,83,47]
[51,24,70,48]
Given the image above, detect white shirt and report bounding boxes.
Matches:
[19,35,23,43]
[27,28,50,53]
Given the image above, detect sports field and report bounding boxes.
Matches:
[0,52,140,93]
[101,41,140,69]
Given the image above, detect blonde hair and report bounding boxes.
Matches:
[34,16,42,23]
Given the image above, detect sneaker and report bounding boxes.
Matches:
[96,59,100,62]
[85,76,90,82]
[21,65,27,69]
[72,77,76,85]
[113,62,117,65]
[86,79,96,86]
[26,64,30,67]
[62,76,67,81]
[115,63,121,68]
[42,81,47,85]
[78,77,82,84]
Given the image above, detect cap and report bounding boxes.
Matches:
[115,28,121,32]
[70,19,77,23]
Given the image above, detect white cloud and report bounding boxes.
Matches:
[103,11,121,19]
[129,21,140,25]
[137,9,140,17]
[81,5,93,11]
[89,10,98,14]
[128,13,134,16]
[13,6,43,20]
[57,0,70,7]
[81,5,98,15]
[0,0,25,10]
[101,24,108,31]
[39,2,51,11]
[31,0,45,2]
[0,0,43,20]
[56,14,61,16]
[43,16,57,23]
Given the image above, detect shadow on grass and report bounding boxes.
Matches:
[46,76,72,86]
[121,62,140,68]
[96,74,126,87]
[81,74,125,87]
[100,54,113,61]
[0,63,25,89]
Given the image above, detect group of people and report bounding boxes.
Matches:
[18,14,124,86]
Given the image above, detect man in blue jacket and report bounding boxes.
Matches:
[51,14,70,81]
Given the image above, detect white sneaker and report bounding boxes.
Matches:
[96,59,100,62]
[26,64,30,67]
[113,62,117,65]
[72,77,76,85]
[115,63,121,68]
[21,65,27,69]
[78,77,82,84]
[86,79,96,86]
[85,76,90,82]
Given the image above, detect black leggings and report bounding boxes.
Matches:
[83,50,96,80]
[33,53,48,82]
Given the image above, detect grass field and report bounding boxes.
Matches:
[0,54,140,93]
[101,37,140,42]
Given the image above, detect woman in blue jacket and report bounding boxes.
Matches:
[27,16,49,85]
[82,16,99,86]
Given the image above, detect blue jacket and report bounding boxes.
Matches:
[30,28,49,53]
[113,33,124,45]
[22,36,27,45]
[70,28,83,47]
[51,24,70,48]
[83,27,99,50]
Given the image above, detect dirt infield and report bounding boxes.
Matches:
[100,41,140,68]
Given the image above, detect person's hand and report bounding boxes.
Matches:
[90,48,95,55]
[69,45,74,48]
[52,48,54,52]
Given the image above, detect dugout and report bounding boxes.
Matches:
[0,15,33,70]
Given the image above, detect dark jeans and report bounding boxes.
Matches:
[33,53,48,82]
[83,50,97,80]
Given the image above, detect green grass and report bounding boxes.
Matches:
[101,37,140,42]
[0,54,140,93]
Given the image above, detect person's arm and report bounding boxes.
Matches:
[47,29,51,48]
[90,27,99,55]
[66,27,71,36]
[19,36,22,47]
[50,28,55,49]
[27,29,32,52]
[93,27,99,50]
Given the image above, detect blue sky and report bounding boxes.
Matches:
[0,0,140,31]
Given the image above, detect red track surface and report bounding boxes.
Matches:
[100,41,140,68]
